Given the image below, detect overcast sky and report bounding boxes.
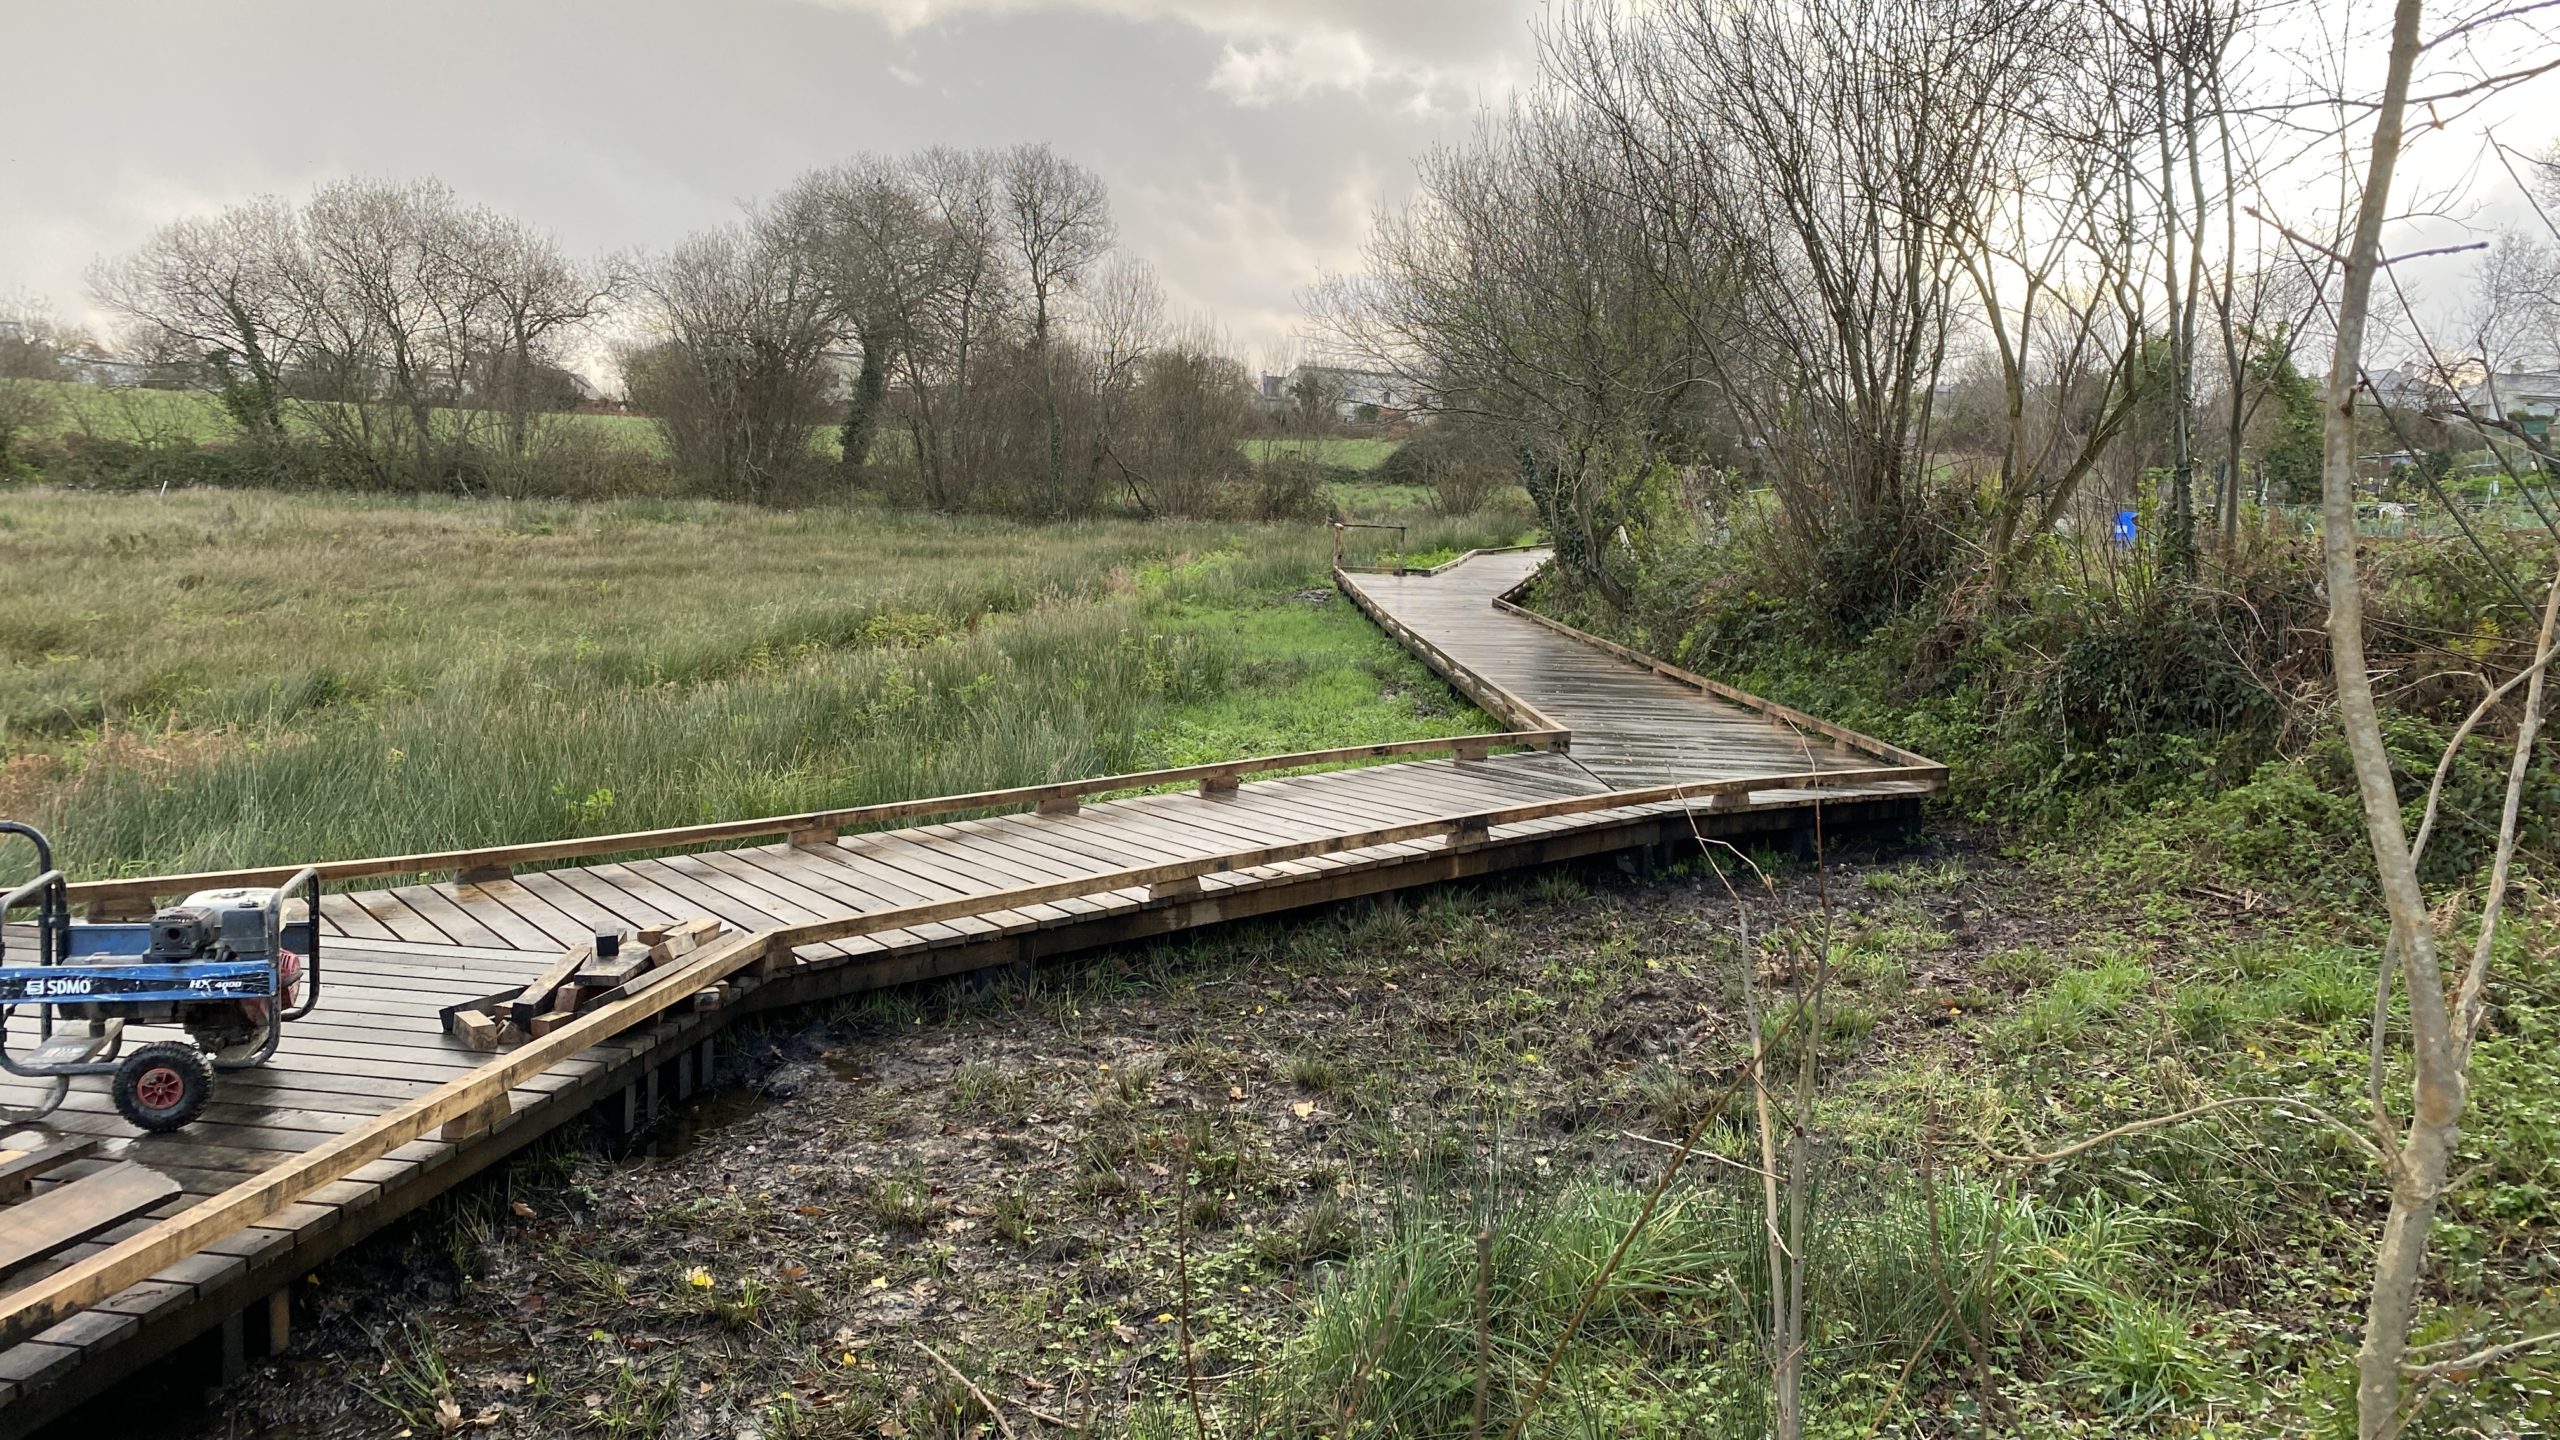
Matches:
[3,0,2555,376]
[0,0,1539,368]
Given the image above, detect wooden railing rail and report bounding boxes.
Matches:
[63,728,1569,912]
[1333,540,1548,578]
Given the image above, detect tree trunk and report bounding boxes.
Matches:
[2319,4,2447,1434]
[840,337,887,476]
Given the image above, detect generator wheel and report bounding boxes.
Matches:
[114,1043,213,1133]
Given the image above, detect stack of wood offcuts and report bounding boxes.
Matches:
[438,917,730,1051]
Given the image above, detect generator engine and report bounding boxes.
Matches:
[122,887,306,1057]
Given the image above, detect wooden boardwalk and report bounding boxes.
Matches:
[0,549,1939,1434]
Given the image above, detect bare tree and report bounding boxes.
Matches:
[1000,144,1114,513]
[458,210,613,460]
[0,294,95,380]
[775,157,955,480]
[896,147,1013,507]
[624,220,837,501]
[91,197,307,442]
[2314,3,2560,1432]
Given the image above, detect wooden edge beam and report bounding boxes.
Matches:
[437,1092,513,1143]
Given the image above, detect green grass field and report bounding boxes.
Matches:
[1245,435,1400,470]
[22,378,667,454]
[25,381,1411,476]
[0,489,1523,879]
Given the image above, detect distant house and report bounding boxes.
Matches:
[57,351,156,388]
[2459,371,2560,440]
[1258,364,1411,424]
[2367,357,2478,411]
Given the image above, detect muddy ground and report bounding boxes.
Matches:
[124,827,2215,1440]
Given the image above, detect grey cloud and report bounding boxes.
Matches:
[0,0,1537,357]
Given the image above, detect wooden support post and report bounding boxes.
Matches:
[1034,795,1080,817]
[675,1050,695,1102]
[266,1287,292,1355]
[437,1091,511,1143]
[618,1082,641,1137]
[786,824,839,849]
[645,1067,663,1123]
[1197,772,1240,799]
[455,862,512,886]
[220,1307,247,1383]
[700,1035,719,1088]
[1147,876,1204,901]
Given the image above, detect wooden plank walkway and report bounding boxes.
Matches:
[0,548,1938,1434]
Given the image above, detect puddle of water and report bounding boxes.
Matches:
[616,1085,777,1165]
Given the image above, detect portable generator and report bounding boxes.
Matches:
[0,821,321,1131]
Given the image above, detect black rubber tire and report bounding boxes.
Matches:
[113,1042,213,1132]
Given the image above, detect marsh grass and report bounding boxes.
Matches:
[0,489,1519,877]
[1235,1172,2218,1435]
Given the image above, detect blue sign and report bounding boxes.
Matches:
[2111,509,2138,546]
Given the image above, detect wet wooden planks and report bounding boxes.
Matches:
[1342,553,1899,789]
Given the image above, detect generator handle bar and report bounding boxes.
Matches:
[274,866,322,1022]
[0,872,65,919]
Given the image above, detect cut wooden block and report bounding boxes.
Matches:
[438,987,524,1041]
[0,1163,180,1278]
[452,1010,504,1052]
[0,1140,100,1205]
[510,942,602,1028]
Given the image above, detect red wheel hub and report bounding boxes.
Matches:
[135,1066,186,1112]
